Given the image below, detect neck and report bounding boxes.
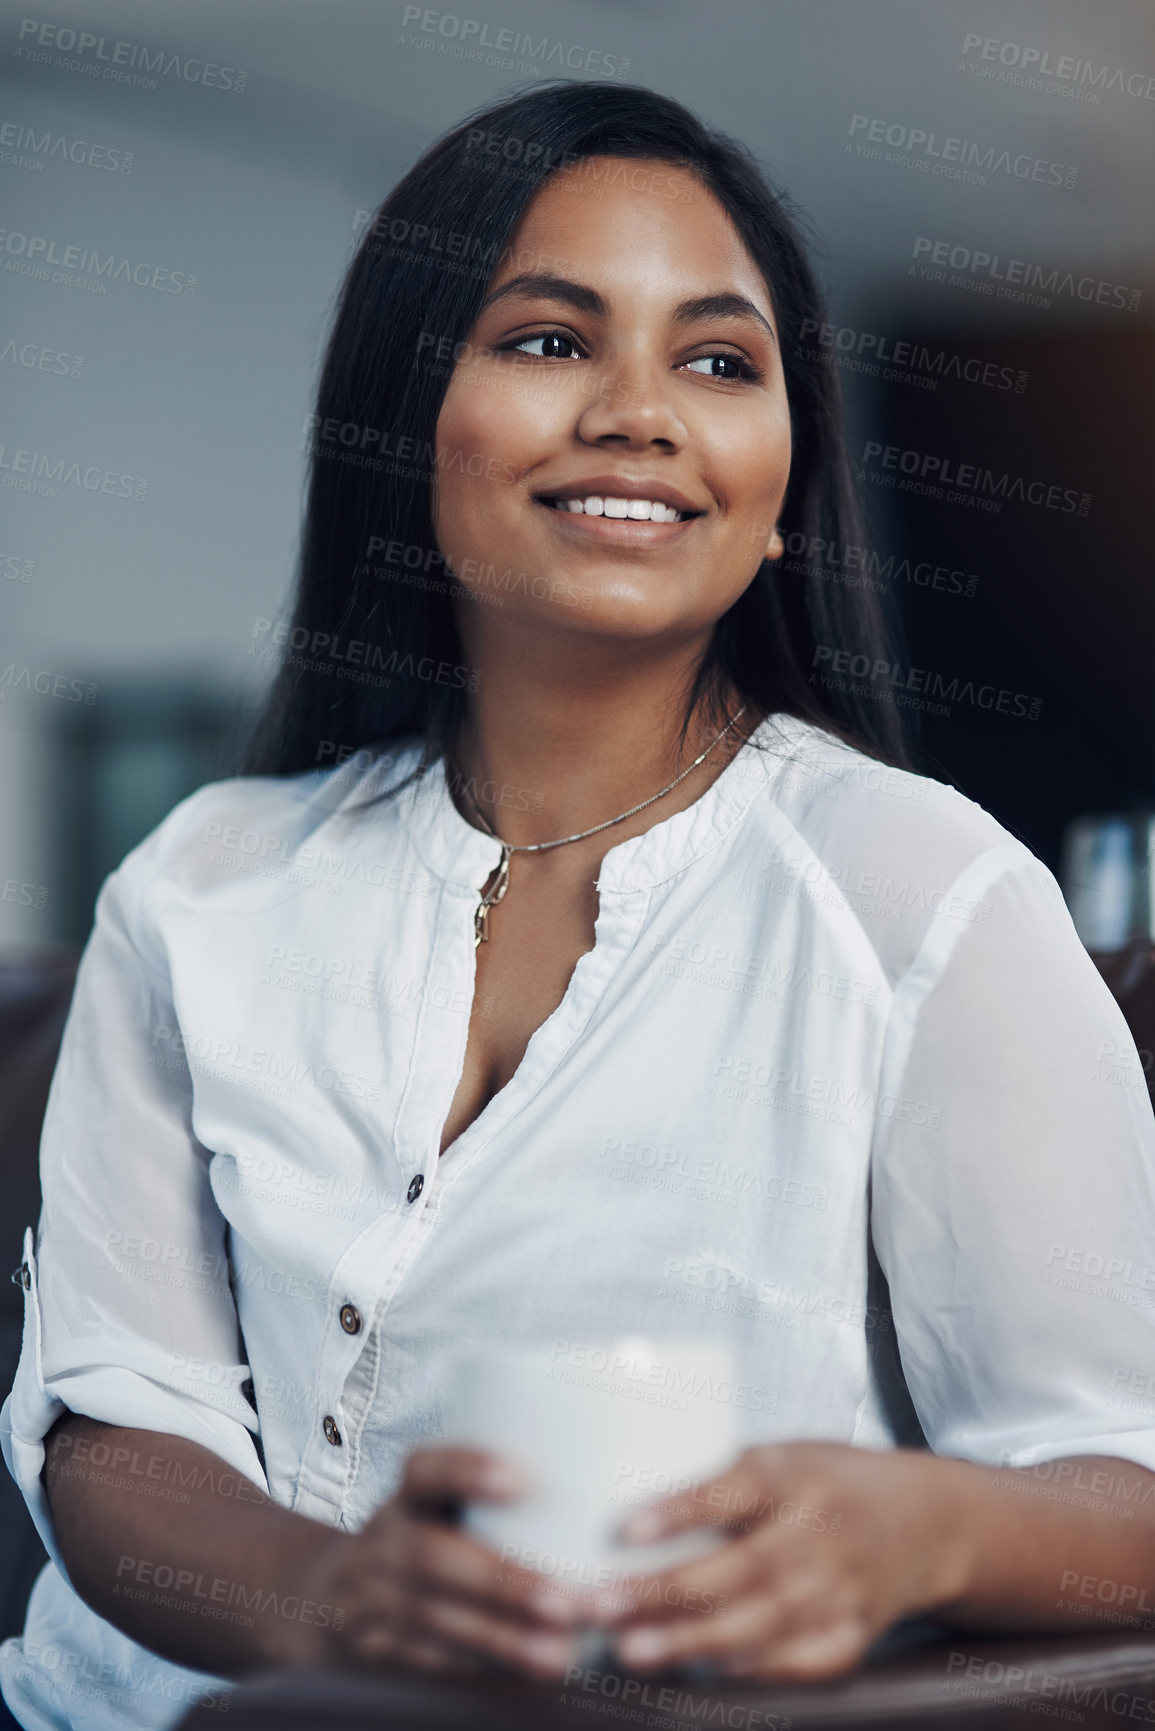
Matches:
[444,625,755,849]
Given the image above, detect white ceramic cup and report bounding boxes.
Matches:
[440,1335,741,1593]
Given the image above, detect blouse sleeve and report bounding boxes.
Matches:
[869,837,1155,1476]
[0,797,269,1578]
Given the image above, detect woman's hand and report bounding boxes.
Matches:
[299,1445,599,1680]
[595,1441,976,1681]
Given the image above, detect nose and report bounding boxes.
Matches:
[574,355,688,453]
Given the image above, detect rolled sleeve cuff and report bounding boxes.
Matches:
[2,1230,269,1583]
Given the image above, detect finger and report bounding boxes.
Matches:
[613,1566,847,1672]
[730,1617,871,1682]
[408,1521,600,1628]
[597,1544,752,1627]
[614,1588,768,1671]
[599,1520,803,1627]
[422,1592,585,1681]
[328,1594,472,1674]
[617,1446,794,1543]
[339,1556,579,1678]
[399,1446,531,1508]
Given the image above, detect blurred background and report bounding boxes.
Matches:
[1,0,1154,1643]
[2,0,1154,951]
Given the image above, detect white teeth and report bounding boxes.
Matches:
[549,495,685,521]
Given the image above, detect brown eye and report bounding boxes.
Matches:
[685,353,756,381]
[512,332,579,359]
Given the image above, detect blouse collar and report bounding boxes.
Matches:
[345,712,810,895]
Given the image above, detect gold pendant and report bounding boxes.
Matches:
[474,845,512,947]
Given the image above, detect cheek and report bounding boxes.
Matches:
[709,396,791,503]
[436,381,486,480]
[722,437,792,528]
[434,379,537,537]
[438,370,545,471]
[432,387,487,543]
[711,414,790,570]
[445,354,587,468]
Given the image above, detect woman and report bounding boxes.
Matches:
[4,79,1155,1730]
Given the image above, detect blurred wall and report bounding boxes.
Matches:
[1,0,1153,945]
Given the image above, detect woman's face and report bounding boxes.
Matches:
[432,156,792,649]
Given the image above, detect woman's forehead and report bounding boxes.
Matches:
[493,160,775,321]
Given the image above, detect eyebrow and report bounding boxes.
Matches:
[480,274,777,344]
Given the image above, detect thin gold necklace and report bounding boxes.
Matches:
[453,706,749,947]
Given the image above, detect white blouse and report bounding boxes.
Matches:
[4,711,1155,1731]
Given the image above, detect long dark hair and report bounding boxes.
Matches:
[242,80,912,782]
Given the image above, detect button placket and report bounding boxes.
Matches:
[390,876,483,1184]
[440,886,652,1182]
[308,1159,445,1506]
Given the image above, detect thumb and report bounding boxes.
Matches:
[399,1444,531,1512]
[615,1447,772,1543]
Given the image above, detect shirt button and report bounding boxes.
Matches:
[407,1174,424,1204]
[339,1303,361,1336]
[323,1415,342,1447]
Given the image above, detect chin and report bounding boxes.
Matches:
[551,594,717,650]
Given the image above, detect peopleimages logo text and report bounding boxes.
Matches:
[861,441,1090,516]
[798,317,1026,394]
[848,115,1077,187]
[0,121,134,173]
[811,648,1041,721]
[961,34,1155,101]
[0,230,196,294]
[399,7,630,78]
[911,237,1141,313]
[0,444,147,501]
[15,18,248,91]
